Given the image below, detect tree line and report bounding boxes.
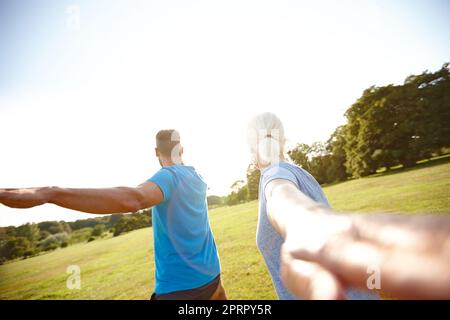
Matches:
[0,208,152,263]
[221,63,450,203]
[207,164,261,207]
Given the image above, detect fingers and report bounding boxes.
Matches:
[326,240,450,299]
[286,233,390,293]
[0,189,43,208]
[0,189,18,201]
[312,237,386,288]
[351,214,450,254]
[289,234,450,299]
[281,244,346,300]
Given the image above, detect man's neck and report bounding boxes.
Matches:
[160,158,184,167]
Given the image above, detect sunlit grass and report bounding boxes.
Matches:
[325,160,450,214]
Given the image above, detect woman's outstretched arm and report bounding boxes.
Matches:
[265,179,450,300]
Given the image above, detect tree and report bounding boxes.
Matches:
[39,230,51,241]
[237,185,249,203]
[225,180,249,206]
[70,227,93,244]
[0,237,32,260]
[325,125,349,182]
[92,224,106,237]
[246,164,261,201]
[113,212,151,237]
[59,221,72,234]
[288,142,331,184]
[113,217,133,237]
[207,195,224,207]
[16,223,40,245]
[39,232,70,251]
[344,86,386,177]
[38,221,65,235]
[288,143,311,171]
[343,63,450,176]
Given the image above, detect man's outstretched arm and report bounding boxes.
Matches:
[0,181,163,214]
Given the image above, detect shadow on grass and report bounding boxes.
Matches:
[368,154,450,179]
[322,154,450,188]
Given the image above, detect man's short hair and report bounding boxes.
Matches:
[156,129,181,157]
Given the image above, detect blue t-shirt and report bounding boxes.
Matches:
[148,165,221,294]
[257,161,379,300]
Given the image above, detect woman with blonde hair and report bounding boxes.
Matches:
[248,112,379,300]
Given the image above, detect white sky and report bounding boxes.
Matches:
[1,0,449,226]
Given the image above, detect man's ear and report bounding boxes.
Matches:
[179,146,184,157]
[155,148,160,157]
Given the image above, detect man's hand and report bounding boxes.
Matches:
[0,187,51,208]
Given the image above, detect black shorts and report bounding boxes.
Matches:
[151,274,221,300]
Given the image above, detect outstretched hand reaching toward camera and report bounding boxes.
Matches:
[266,179,450,300]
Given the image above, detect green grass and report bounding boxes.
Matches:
[325,160,450,214]
[1,161,449,300]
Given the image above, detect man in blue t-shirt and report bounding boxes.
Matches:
[147,129,224,299]
[0,129,225,300]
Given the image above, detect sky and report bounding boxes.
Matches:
[0,0,449,226]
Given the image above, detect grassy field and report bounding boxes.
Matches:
[325,158,450,214]
[0,160,449,299]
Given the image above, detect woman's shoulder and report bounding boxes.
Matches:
[263,161,299,173]
[261,161,302,183]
